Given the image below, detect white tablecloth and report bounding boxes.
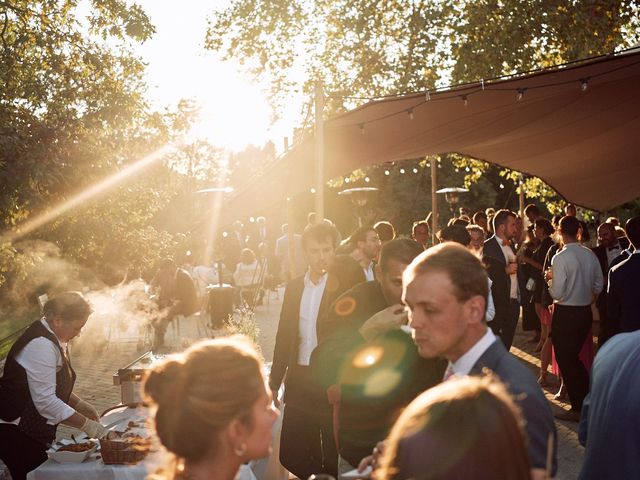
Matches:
[27,406,257,480]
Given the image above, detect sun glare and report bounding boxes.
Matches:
[132,0,298,154]
[186,66,274,151]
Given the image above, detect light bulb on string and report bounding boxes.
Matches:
[412,167,418,174]
[408,109,414,120]
[310,188,316,194]
[345,178,350,183]
[581,78,589,92]
[426,90,431,101]
[359,123,365,135]
[400,168,406,174]
[516,89,525,101]
[384,170,390,176]
[462,95,468,107]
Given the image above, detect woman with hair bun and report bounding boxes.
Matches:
[143,336,279,480]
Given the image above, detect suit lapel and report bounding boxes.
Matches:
[469,339,505,375]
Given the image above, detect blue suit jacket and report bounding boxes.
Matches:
[470,339,557,473]
[607,254,640,337]
[579,330,640,479]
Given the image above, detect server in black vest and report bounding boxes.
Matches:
[0,292,108,480]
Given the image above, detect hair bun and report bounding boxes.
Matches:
[144,359,189,410]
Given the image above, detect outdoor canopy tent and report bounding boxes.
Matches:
[226,48,640,217]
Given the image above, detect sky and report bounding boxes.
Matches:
[129,0,299,153]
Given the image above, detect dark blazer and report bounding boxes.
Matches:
[606,254,640,338]
[579,330,640,479]
[593,240,632,345]
[470,339,557,473]
[483,236,519,327]
[269,274,337,397]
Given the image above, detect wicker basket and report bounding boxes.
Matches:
[99,438,149,465]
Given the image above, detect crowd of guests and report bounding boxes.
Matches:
[3,202,639,480]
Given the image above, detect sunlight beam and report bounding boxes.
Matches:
[2,144,174,242]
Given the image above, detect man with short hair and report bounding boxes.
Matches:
[483,209,520,350]
[524,204,542,225]
[548,216,603,421]
[606,216,640,339]
[150,258,199,350]
[565,203,591,243]
[349,226,381,281]
[592,222,629,346]
[313,239,445,475]
[373,220,396,245]
[411,221,430,249]
[404,243,557,479]
[269,223,342,478]
[472,211,489,233]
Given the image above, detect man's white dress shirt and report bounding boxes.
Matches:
[0,319,75,426]
[297,271,327,366]
[363,262,375,282]
[445,328,497,380]
[498,236,518,299]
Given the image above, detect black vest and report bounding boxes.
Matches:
[0,320,76,446]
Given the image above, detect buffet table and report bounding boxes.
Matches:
[27,406,257,480]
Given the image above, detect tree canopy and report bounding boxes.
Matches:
[206,0,640,213]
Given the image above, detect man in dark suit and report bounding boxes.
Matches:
[483,209,521,350]
[606,216,640,339]
[579,329,640,479]
[312,239,445,474]
[269,222,342,479]
[592,221,630,346]
[404,243,557,479]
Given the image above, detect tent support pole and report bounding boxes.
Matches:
[431,157,438,246]
[314,81,325,223]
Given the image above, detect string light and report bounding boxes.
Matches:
[400,168,406,174]
[412,167,418,173]
[516,88,525,101]
[426,90,431,101]
[499,183,505,189]
[359,123,365,135]
[462,95,468,107]
[384,170,390,176]
[465,166,470,172]
[364,176,370,182]
[310,188,316,193]
[481,79,485,90]
[581,78,589,92]
[345,178,350,183]
[408,109,414,120]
